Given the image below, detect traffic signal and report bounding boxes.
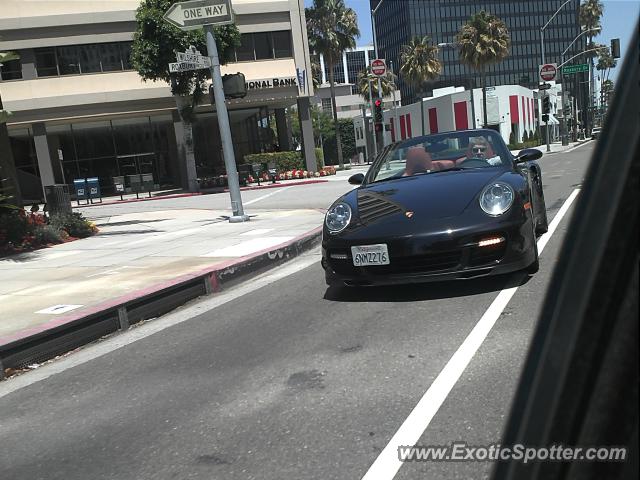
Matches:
[563,105,571,118]
[610,38,620,59]
[542,114,549,123]
[542,96,550,114]
[373,98,383,123]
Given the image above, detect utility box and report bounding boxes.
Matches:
[73,178,88,205]
[44,184,72,215]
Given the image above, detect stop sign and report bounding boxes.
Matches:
[371,59,386,76]
[539,63,557,82]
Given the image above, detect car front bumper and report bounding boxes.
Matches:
[322,215,536,287]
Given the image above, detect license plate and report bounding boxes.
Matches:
[351,244,390,266]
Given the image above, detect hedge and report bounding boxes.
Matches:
[243,151,304,172]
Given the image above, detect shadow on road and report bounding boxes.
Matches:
[323,272,530,303]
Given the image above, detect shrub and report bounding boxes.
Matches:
[33,225,64,245]
[315,148,325,170]
[49,212,97,238]
[0,211,29,246]
[243,151,304,172]
[529,130,535,143]
[509,130,516,146]
[523,130,529,142]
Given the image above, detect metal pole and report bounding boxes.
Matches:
[389,60,399,136]
[367,78,378,159]
[205,25,248,222]
[371,2,383,99]
[540,28,545,65]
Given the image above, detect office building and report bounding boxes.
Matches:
[0,0,316,201]
[372,0,587,120]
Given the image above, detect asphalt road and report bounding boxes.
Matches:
[0,143,593,480]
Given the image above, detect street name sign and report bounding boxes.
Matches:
[538,83,552,91]
[371,59,387,76]
[169,61,209,72]
[539,63,557,82]
[163,0,233,30]
[562,63,589,75]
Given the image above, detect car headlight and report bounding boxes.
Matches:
[325,202,352,234]
[479,182,514,216]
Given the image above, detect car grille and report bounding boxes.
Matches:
[328,249,462,276]
[357,191,404,225]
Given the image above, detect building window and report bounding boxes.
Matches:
[0,58,22,80]
[272,31,292,58]
[34,42,134,77]
[35,48,58,76]
[233,31,293,62]
[321,98,333,115]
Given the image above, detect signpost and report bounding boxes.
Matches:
[371,59,386,77]
[562,63,589,75]
[164,0,249,222]
[538,83,551,91]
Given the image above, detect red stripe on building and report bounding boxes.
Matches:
[509,95,519,125]
[521,97,526,128]
[454,101,469,130]
[406,114,412,138]
[428,108,438,133]
[400,115,407,139]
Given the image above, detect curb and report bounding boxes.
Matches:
[0,227,322,377]
[71,179,330,209]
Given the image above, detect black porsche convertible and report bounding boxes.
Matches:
[321,129,548,287]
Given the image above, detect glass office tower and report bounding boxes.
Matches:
[372,0,588,119]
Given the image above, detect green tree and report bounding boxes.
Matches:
[456,11,510,128]
[289,105,333,150]
[131,0,240,191]
[306,0,360,169]
[579,0,604,129]
[323,119,356,165]
[357,67,396,101]
[0,50,22,207]
[399,36,441,98]
[596,45,616,82]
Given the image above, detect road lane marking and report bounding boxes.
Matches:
[361,189,581,480]
[201,237,294,257]
[35,305,84,315]
[244,186,291,206]
[0,253,320,397]
[240,228,274,236]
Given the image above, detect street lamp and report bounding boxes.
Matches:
[559,27,601,145]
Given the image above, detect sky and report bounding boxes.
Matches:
[304,0,639,81]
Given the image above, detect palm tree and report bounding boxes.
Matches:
[357,67,396,101]
[596,45,616,83]
[579,0,604,129]
[0,50,22,207]
[399,36,441,100]
[306,0,359,168]
[456,11,510,127]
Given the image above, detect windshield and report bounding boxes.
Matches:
[368,130,512,183]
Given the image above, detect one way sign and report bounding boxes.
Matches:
[163,0,234,30]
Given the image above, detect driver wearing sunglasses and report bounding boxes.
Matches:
[465,136,502,165]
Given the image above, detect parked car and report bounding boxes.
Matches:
[591,126,602,139]
[322,129,548,287]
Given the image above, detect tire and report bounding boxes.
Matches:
[534,178,549,236]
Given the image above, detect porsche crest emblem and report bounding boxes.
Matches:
[405,211,414,218]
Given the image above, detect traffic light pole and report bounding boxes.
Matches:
[544,92,551,152]
[367,78,378,161]
[205,24,248,223]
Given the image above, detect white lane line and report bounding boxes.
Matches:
[240,228,274,236]
[35,304,84,315]
[201,237,294,257]
[0,253,320,398]
[244,186,291,206]
[361,189,581,480]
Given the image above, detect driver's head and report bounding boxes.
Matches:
[467,137,490,159]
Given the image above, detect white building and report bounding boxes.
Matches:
[354,84,567,157]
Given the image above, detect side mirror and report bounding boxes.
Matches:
[514,148,543,164]
[348,173,365,185]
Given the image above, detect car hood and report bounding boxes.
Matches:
[354,168,508,221]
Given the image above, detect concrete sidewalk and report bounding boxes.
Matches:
[0,207,323,350]
[510,138,592,156]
